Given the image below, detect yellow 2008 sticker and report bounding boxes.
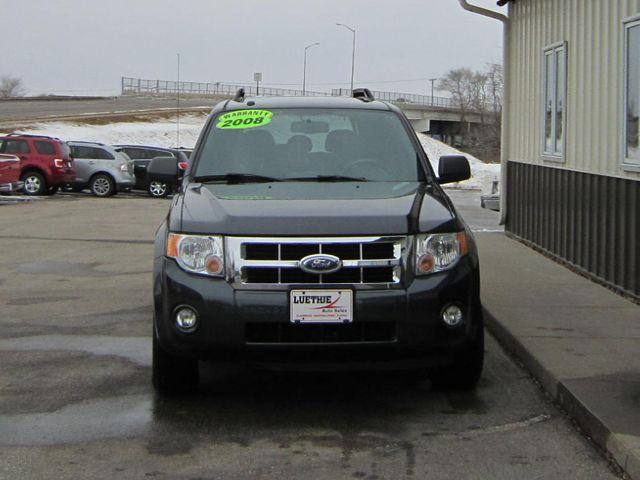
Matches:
[216,110,273,129]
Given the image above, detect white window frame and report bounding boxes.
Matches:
[541,42,567,161]
[623,15,640,171]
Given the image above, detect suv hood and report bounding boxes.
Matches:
[173,182,461,236]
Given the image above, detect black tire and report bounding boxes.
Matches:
[90,174,116,197]
[431,326,484,391]
[21,171,47,196]
[152,331,199,393]
[148,181,171,198]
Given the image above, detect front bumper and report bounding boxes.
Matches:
[0,181,24,193]
[154,255,481,370]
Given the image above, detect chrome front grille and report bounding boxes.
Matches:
[226,236,406,288]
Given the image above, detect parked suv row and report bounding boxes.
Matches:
[0,134,75,195]
[0,133,191,198]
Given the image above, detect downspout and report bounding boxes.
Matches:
[457,0,509,225]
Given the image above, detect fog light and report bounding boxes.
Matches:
[442,304,464,327]
[174,306,198,332]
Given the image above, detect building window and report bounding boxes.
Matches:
[624,18,640,165]
[542,43,567,158]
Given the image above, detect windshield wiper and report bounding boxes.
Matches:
[285,175,369,182]
[193,173,283,184]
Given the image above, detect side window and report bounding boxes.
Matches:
[35,141,56,155]
[92,147,115,160]
[70,146,81,158]
[624,19,640,165]
[542,43,567,158]
[2,139,29,155]
[147,149,173,159]
[72,146,89,158]
[2,140,30,154]
[121,148,142,159]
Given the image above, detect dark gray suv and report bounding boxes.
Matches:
[112,145,191,197]
[148,90,482,393]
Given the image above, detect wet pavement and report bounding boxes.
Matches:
[0,191,621,479]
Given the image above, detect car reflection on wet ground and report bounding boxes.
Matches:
[0,192,620,480]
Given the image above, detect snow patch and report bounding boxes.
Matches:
[417,133,501,191]
[12,115,207,149]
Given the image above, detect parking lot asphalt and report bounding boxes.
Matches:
[0,191,620,480]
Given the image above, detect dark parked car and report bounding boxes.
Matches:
[112,145,191,197]
[148,90,482,393]
[0,134,75,195]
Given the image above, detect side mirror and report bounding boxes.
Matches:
[437,155,471,185]
[147,156,178,184]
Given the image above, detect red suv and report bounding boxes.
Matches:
[0,134,75,195]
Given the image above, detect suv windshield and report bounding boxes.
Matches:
[194,108,425,182]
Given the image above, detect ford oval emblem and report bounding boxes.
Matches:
[299,254,342,275]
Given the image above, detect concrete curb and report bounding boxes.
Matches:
[483,306,639,479]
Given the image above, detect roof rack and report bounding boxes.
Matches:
[6,133,61,141]
[352,88,375,102]
[233,88,246,102]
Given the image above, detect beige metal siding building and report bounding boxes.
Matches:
[490,0,639,299]
[507,0,640,180]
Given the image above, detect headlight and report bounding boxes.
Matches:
[166,233,224,277]
[415,232,468,275]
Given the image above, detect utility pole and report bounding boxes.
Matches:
[176,53,181,148]
[303,42,320,96]
[429,78,438,106]
[336,23,356,93]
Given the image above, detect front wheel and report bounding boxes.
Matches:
[148,181,171,198]
[21,172,47,196]
[152,332,199,394]
[90,174,115,197]
[431,327,484,391]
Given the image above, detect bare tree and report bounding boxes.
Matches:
[438,68,473,142]
[437,65,503,161]
[0,76,26,98]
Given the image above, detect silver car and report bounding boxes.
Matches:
[68,142,135,197]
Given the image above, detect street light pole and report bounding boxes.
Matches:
[336,23,356,93]
[429,78,438,106]
[176,53,181,148]
[303,42,320,96]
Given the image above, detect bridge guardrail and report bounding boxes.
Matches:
[121,77,458,109]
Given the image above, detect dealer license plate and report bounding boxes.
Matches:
[290,289,353,324]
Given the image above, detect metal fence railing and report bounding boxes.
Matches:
[120,77,459,109]
[121,77,330,98]
[331,88,457,109]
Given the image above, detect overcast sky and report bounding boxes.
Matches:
[4,0,503,96]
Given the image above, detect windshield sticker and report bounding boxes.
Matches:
[216,110,273,130]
